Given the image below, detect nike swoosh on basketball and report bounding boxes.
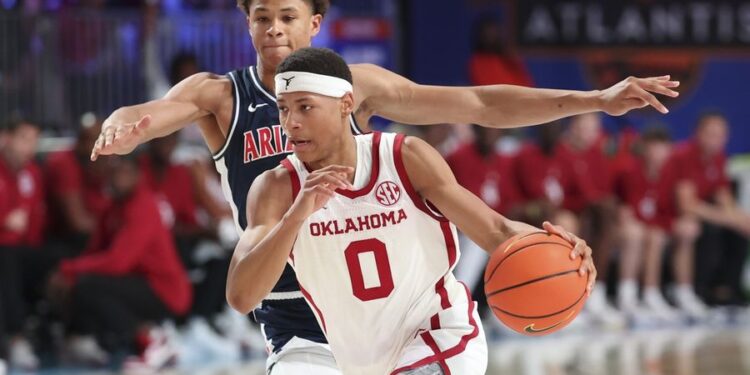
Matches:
[524,321,564,334]
[248,103,269,112]
[524,310,576,334]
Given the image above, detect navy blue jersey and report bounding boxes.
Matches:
[214,66,363,352]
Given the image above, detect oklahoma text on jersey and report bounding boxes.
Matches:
[309,209,408,237]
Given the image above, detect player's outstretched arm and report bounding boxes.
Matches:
[226,165,354,314]
[399,136,596,290]
[351,64,679,129]
[90,72,231,161]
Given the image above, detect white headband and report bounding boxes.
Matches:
[275,71,353,98]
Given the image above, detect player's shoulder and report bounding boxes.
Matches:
[249,165,293,202]
[349,63,398,88]
[170,72,232,98]
[166,72,233,112]
[400,134,437,160]
[349,63,384,75]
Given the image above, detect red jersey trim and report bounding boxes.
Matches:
[393,134,448,222]
[337,131,382,199]
[280,159,301,201]
[299,284,327,334]
[299,132,382,199]
[435,277,451,310]
[390,283,479,374]
[419,332,451,375]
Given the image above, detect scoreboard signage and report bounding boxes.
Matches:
[515,0,750,48]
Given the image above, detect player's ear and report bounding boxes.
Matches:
[340,92,354,118]
[310,14,322,37]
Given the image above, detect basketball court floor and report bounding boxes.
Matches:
[23,312,750,375]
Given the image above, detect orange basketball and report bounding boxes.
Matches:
[484,231,589,336]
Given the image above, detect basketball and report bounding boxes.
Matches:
[484,231,589,336]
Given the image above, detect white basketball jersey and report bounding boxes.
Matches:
[280,132,478,375]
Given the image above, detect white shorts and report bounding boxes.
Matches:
[391,302,488,375]
[266,336,341,375]
[266,303,487,375]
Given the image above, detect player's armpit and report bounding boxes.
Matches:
[399,136,537,253]
[226,167,297,314]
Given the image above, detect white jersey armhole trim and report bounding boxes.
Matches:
[349,113,364,135]
[214,157,242,235]
[212,71,241,161]
[250,66,278,103]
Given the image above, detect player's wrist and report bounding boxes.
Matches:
[282,209,309,226]
[585,89,606,112]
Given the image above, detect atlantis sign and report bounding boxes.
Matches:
[516,1,750,47]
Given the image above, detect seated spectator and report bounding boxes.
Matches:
[447,126,523,298]
[47,155,192,368]
[557,113,624,327]
[45,114,110,248]
[672,112,750,307]
[139,132,202,238]
[514,124,579,232]
[0,118,44,371]
[616,127,682,320]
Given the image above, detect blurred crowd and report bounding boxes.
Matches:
[418,112,750,331]
[0,113,262,372]
[448,15,750,336]
[0,32,264,370]
[0,8,748,375]
[1,0,236,13]
[2,104,748,373]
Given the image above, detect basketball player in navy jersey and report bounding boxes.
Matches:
[90,0,677,372]
[229,47,594,375]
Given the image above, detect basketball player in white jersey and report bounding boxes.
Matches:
[91,1,672,372]
[228,48,596,375]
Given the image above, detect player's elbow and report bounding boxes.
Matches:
[226,289,257,315]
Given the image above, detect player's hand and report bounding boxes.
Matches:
[598,75,680,116]
[542,221,596,294]
[287,165,354,222]
[90,114,152,161]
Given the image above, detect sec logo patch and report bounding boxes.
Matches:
[375,181,401,206]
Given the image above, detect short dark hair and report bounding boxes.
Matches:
[276,47,352,84]
[169,51,198,86]
[1,116,38,134]
[695,110,727,132]
[237,0,330,17]
[641,126,671,143]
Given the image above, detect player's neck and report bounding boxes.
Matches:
[256,63,277,94]
[307,136,357,181]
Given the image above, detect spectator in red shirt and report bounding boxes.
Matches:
[0,118,43,370]
[558,114,624,326]
[447,126,522,216]
[45,115,110,248]
[139,132,200,236]
[673,112,750,307]
[616,127,683,320]
[514,124,579,232]
[468,16,534,87]
[47,155,192,365]
[447,126,523,304]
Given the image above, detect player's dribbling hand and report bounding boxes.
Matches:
[287,165,354,222]
[90,114,152,161]
[598,75,680,116]
[542,221,597,295]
